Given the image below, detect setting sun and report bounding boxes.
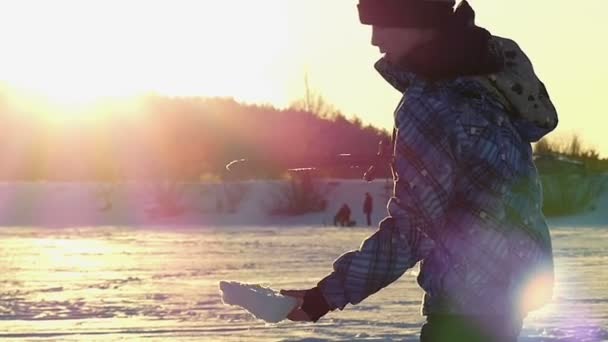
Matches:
[0,0,292,108]
[0,0,606,155]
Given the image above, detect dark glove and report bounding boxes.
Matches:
[281,286,331,322]
[301,287,330,322]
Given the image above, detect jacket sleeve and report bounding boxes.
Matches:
[317,216,434,311]
[316,91,460,312]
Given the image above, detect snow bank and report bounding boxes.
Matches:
[0,175,605,227]
[0,179,394,227]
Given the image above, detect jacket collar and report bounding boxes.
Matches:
[374,57,419,94]
[374,26,504,93]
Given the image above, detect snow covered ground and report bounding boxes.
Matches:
[0,179,394,227]
[0,180,607,341]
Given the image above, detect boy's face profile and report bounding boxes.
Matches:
[371,26,436,64]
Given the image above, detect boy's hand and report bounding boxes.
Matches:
[280,289,313,322]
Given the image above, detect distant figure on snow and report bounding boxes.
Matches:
[281,1,557,341]
[333,203,354,227]
[363,192,373,226]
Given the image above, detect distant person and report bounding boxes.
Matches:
[282,1,557,341]
[363,192,373,226]
[333,203,353,227]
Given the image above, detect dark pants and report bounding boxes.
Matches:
[365,212,371,226]
[420,315,522,342]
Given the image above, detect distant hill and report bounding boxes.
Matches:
[0,94,391,181]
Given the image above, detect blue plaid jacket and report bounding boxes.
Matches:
[317,37,557,328]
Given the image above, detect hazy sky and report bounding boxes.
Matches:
[0,0,606,156]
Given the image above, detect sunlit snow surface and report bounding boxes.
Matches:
[1,225,606,341]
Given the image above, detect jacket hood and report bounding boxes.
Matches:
[471,36,559,142]
[374,33,559,143]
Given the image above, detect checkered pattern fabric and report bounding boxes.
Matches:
[318,54,555,325]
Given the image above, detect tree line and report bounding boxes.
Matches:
[0,94,391,181]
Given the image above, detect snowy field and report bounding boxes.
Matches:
[0,224,606,342]
[0,180,607,341]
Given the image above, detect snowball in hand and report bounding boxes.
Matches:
[219,281,298,323]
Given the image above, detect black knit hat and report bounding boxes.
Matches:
[358,0,461,28]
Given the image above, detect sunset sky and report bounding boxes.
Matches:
[0,0,606,156]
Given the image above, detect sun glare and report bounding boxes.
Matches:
[30,238,120,271]
[0,1,292,113]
